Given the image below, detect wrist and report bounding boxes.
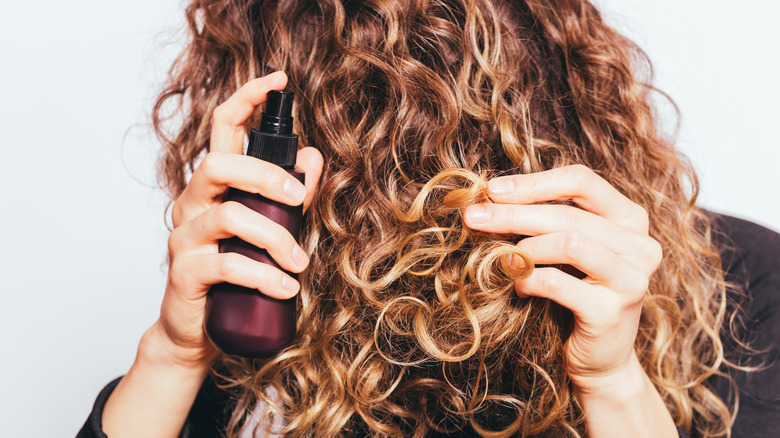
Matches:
[570,352,646,401]
[103,323,215,438]
[571,353,678,438]
[137,321,216,375]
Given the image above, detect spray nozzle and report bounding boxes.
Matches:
[248,89,298,168]
[260,90,295,135]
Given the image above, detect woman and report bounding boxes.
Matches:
[79,0,779,436]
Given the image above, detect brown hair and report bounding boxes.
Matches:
[153,0,743,436]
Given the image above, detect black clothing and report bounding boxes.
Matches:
[77,214,780,437]
[703,214,780,435]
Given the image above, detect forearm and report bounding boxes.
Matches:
[574,354,678,438]
[102,322,213,438]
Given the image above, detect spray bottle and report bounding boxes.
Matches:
[204,90,304,358]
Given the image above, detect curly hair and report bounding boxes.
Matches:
[152,0,746,436]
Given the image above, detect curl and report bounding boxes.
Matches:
[155,0,748,436]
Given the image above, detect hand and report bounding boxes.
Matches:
[156,71,324,367]
[463,164,663,391]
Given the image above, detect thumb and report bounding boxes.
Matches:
[295,147,324,213]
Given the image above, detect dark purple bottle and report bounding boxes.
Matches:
[204,90,303,358]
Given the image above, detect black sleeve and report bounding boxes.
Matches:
[707,214,780,437]
[76,375,229,438]
[76,377,122,438]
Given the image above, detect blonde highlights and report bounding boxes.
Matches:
[154,0,743,436]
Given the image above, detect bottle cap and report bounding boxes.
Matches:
[247,90,298,168]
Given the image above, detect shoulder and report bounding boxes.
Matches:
[709,212,780,310]
[706,211,780,342]
[705,212,780,435]
[711,213,780,280]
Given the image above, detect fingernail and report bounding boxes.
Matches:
[281,275,300,295]
[292,245,309,268]
[466,205,492,224]
[489,177,514,195]
[283,178,306,203]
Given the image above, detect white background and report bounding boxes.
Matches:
[0,1,777,436]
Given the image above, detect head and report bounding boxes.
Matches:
[154,0,739,436]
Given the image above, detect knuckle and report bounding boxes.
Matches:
[167,258,187,290]
[537,269,562,292]
[255,264,274,286]
[568,164,594,186]
[198,152,219,181]
[213,201,242,230]
[524,173,539,196]
[635,273,650,295]
[268,222,297,255]
[647,238,664,268]
[624,272,650,303]
[264,162,288,186]
[561,231,589,260]
[557,207,579,230]
[167,230,180,256]
[505,204,520,228]
[215,253,238,278]
[267,222,291,250]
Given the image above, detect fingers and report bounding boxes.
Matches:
[516,232,651,294]
[172,70,323,228]
[210,71,288,154]
[478,165,657,386]
[487,165,649,233]
[173,72,321,229]
[172,152,307,227]
[514,266,646,324]
[513,267,593,314]
[464,203,661,271]
[170,201,309,274]
[170,252,300,300]
[172,147,323,228]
